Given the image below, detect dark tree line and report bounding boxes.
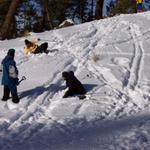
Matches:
[0,0,137,40]
[0,0,105,40]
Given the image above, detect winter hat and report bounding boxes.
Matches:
[62,72,69,78]
[7,49,15,57]
[25,39,30,45]
[69,71,74,76]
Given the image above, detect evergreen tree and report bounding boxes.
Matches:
[38,0,53,30]
[66,0,92,23]
[88,0,95,21]
[57,0,69,23]
[109,0,136,16]
[37,0,70,27]
[17,0,43,34]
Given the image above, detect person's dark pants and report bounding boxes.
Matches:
[2,85,19,103]
[35,42,48,54]
[63,90,74,98]
[63,89,86,98]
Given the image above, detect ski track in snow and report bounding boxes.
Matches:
[125,23,144,90]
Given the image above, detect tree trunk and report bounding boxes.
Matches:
[88,0,94,21]
[0,0,20,40]
[91,0,94,20]
[42,0,53,30]
[59,0,69,23]
[95,0,104,20]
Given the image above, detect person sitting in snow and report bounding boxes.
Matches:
[23,38,48,55]
[62,71,86,98]
[1,49,20,103]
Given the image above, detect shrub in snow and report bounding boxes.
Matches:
[91,52,100,62]
[58,19,74,28]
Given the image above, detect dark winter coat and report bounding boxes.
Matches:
[62,71,86,98]
[1,55,18,94]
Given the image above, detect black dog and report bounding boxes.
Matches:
[62,71,86,98]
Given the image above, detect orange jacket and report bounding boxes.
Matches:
[23,38,38,55]
[136,0,143,4]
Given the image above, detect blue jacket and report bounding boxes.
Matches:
[1,55,18,94]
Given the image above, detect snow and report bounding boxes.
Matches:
[58,19,74,28]
[0,12,150,150]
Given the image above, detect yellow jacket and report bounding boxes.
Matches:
[136,0,143,4]
[23,38,38,55]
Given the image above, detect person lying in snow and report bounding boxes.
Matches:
[62,71,86,98]
[23,38,48,55]
[1,49,20,103]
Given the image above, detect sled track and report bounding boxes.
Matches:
[125,23,144,90]
[52,19,145,120]
[48,19,145,119]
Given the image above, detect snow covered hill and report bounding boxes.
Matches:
[0,12,150,150]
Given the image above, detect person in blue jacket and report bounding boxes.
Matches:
[1,49,19,103]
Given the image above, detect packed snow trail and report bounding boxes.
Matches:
[0,12,150,150]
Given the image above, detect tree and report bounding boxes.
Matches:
[0,0,107,39]
[0,0,11,27]
[66,0,91,23]
[95,0,104,19]
[109,0,136,16]
[40,0,53,30]
[0,0,21,40]
[88,0,94,21]
[57,0,69,23]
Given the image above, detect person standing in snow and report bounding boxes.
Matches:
[62,71,86,98]
[136,0,144,12]
[23,38,48,55]
[1,49,19,103]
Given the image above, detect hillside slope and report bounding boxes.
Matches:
[0,12,150,150]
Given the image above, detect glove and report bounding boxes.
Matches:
[15,78,19,85]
